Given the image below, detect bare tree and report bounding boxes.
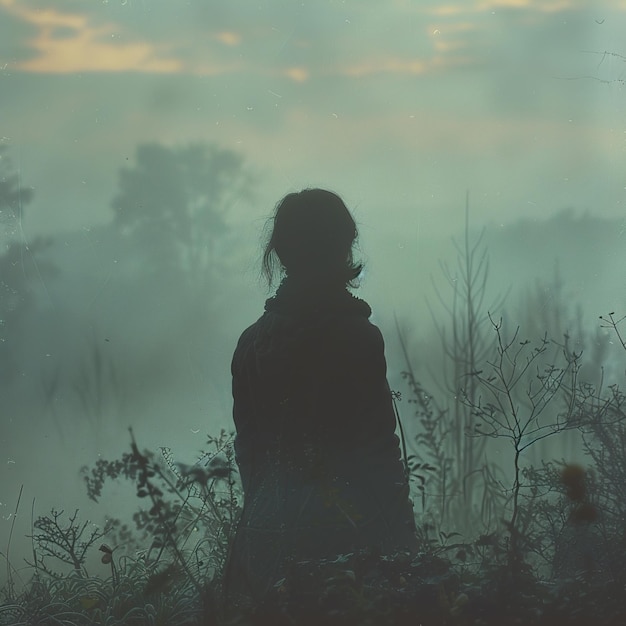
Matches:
[400,196,506,534]
[462,314,582,573]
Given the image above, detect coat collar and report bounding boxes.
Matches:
[264,276,371,319]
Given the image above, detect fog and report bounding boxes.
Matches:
[1,0,625,592]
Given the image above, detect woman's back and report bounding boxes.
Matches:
[226,275,417,601]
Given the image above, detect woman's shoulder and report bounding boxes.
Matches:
[231,318,264,368]
[333,309,383,342]
[237,320,260,343]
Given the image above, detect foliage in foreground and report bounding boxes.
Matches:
[2,370,626,626]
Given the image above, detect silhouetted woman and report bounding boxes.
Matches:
[225,188,417,603]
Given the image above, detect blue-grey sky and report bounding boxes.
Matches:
[1,0,625,242]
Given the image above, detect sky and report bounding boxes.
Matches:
[1,0,625,243]
[1,0,626,583]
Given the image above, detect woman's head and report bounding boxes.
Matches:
[262,188,362,289]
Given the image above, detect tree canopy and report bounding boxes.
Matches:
[111,142,253,288]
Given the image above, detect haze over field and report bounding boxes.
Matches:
[1,0,625,586]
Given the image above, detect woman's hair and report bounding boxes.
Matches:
[262,188,363,289]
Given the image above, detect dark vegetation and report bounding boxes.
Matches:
[1,147,626,624]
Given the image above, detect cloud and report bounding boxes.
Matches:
[283,67,309,82]
[2,0,625,316]
[214,31,241,46]
[0,0,485,79]
[338,56,446,78]
[0,0,181,73]
[3,0,624,82]
[428,0,591,14]
[0,4,38,66]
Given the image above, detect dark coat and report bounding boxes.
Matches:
[225,278,417,601]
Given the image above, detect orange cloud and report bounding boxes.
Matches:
[429,4,467,16]
[429,20,476,54]
[284,66,309,82]
[215,31,241,46]
[429,0,582,14]
[338,49,476,78]
[1,0,181,73]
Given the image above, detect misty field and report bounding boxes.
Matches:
[2,216,626,626]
